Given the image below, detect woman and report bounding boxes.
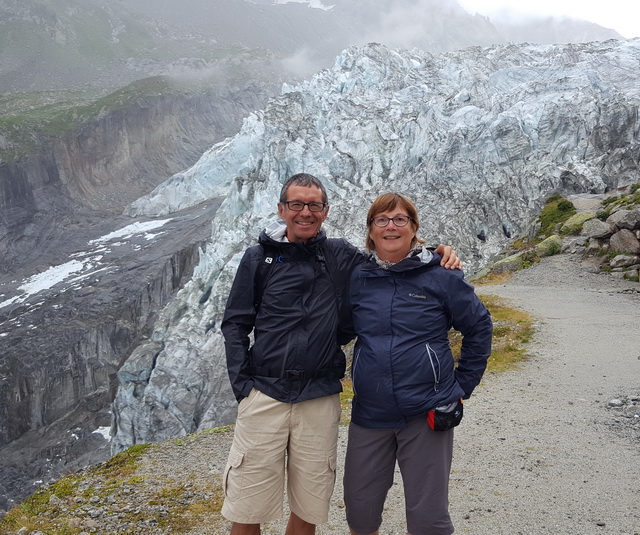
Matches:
[341,193,493,535]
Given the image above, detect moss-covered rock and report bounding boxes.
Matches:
[535,235,562,257]
[559,212,596,235]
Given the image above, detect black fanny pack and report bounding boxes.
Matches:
[427,398,464,431]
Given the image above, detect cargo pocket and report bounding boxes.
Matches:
[223,445,245,502]
[321,452,338,501]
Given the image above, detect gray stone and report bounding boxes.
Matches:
[607,209,632,229]
[610,255,640,268]
[609,229,640,254]
[583,218,614,239]
[616,207,640,231]
[561,237,587,254]
[585,237,608,254]
[535,235,562,257]
[560,212,596,235]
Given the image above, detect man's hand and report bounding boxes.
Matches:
[435,244,462,270]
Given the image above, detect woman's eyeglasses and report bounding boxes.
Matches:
[283,201,327,212]
[370,215,413,227]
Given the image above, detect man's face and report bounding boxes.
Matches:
[277,184,329,244]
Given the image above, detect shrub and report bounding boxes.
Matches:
[536,195,576,240]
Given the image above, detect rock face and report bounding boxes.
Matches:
[0,200,222,512]
[111,39,640,453]
[0,84,280,275]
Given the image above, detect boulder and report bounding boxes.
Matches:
[560,212,596,235]
[616,207,640,231]
[607,209,631,229]
[610,255,640,268]
[583,218,614,239]
[610,229,640,254]
[535,235,562,257]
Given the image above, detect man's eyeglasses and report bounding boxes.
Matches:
[370,215,413,227]
[283,201,327,212]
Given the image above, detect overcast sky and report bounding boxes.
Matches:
[458,0,640,39]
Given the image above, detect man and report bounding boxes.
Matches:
[220,173,460,535]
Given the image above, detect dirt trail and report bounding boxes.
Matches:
[318,253,640,535]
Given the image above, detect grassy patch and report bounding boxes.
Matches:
[536,194,576,239]
[94,443,152,477]
[0,46,277,162]
[448,294,534,373]
[479,294,535,372]
[147,483,224,531]
[340,378,354,425]
[0,440,226,535]
[0,444,152,534]
[599,182,640,214]
[473,270,515,286]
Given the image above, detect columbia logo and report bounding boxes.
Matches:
[409,293,426,299]
[265,257,273,264]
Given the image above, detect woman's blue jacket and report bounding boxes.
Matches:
[343,250,493,429]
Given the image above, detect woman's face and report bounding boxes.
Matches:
[369,206,417,263]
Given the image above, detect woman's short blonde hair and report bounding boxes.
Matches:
[365,192,425,251]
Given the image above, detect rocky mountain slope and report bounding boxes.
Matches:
[0,76,282,274]
[0,77,282,513]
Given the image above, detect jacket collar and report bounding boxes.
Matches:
[259,220,327,249]
[363,247,440,273]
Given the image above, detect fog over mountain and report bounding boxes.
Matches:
[0,0,634,516]
[0,0,623,93]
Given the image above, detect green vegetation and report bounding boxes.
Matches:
[478,294,536,372]
[448,293,535,372]
[0,44,277,163]
[340,378,355,425]
[472,194,574,283]
[0,440,225,535]
[0,76,194,161]
[0,444,151,534]
[598,182,640,217]
[536,193,576,239]
[624,271,640,282]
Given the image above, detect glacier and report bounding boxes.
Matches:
[112,39,640,451]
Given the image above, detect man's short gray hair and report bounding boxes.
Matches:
[279,173,328,204]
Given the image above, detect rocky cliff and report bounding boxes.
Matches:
[0,81,280,275]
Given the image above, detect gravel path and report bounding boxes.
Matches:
[445,253,640,535]
[213,252,640,535]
